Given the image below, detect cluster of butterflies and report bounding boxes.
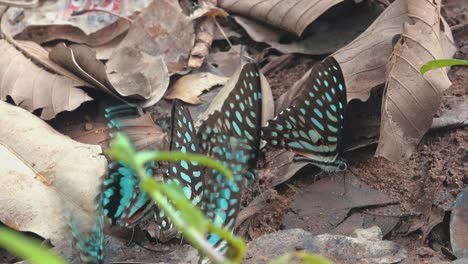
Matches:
[70,56,348,263]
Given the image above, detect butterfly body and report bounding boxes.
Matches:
[263,57,347,172]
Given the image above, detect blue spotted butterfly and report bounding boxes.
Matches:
[198,63,263,183]
[262,57,347,172]
[69,197,105,264]
[196,62,263,253]
[154,100,205,231]
[101,105,155,228]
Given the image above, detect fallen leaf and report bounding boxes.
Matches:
[333,205,402,237]
[165,72,228,104]
[3,1,152,46]
[259,149,309,188]
[232,5,381,55]
[189,16,215,69]
[0,101,106,256]
[432,96,468,129]
[190,0,229,19]
[332,0,455,102]
[282,174,396,234]
[195,62,275,128]
[376,0,457,162]
[220,0,343,36]
[49,43,168,107]
[235,189,279,229]
[52,101,167,151]
[109,0,195,75]
[0,39,92,119]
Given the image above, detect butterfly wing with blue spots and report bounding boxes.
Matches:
[154,100,205,230]
[101,105,155,227]
[198,63,263,180]
[262,57,348,172]
[69,197,105,264]
[200,134,249,254]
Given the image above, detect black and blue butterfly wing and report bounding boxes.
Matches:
[200,134,249,252]
[166,100,204,205]
[102,162,154,227]
[262,57,347,172]
[198,63,263,173]
[155,100,205,230]
[69,197,105,264]
[101,105,155,227]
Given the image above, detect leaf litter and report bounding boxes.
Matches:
[0,0,466,263]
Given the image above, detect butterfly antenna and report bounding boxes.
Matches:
[239,45,254,64]
[313,170,323,183]
[212,17,233,49]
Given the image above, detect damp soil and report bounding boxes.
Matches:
[237,2,468,263]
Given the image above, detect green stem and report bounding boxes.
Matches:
[137,164,235,263]
[136,151,233,180]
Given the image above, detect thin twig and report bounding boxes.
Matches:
[212,17,233,48]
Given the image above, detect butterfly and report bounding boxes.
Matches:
[69,197,105,264]
[195,62,263,254]
[262,56,348,172]
[198,62,263,182]
[154,100,205,231]
[101,105,155,228]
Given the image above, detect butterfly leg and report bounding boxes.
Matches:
[313,170,323,183]
[342,170,347,197]
[126,227,136,246]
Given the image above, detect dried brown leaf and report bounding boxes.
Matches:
[165,72,228,104]
[0,39,92,119]
[332,0,411,101]
[0,101,106,256]
[376,0,457,162]
[220,0,343,36]
[232,6,381,56]
[109,0,195,75]
[50,43,168,107]
[53,104,167,152]
[3,1,152,46]
[188,16,215,69]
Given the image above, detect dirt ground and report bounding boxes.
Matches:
[239,2,467,263]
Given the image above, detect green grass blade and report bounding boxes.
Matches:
[420,59,468,74]
[0,227,67,264]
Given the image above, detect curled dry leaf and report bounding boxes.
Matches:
[50,42,168,107]
[165,72,229,104]
[332,0,411,102]
[53,103,167,151]
[0,39,92,119]
[195,62,275,128]
[376,0,457,162]
[232,6,381,56]
[220,0,343,36]
[0,101,106,256]
[188,16,215,69]
[3,1,152,46]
